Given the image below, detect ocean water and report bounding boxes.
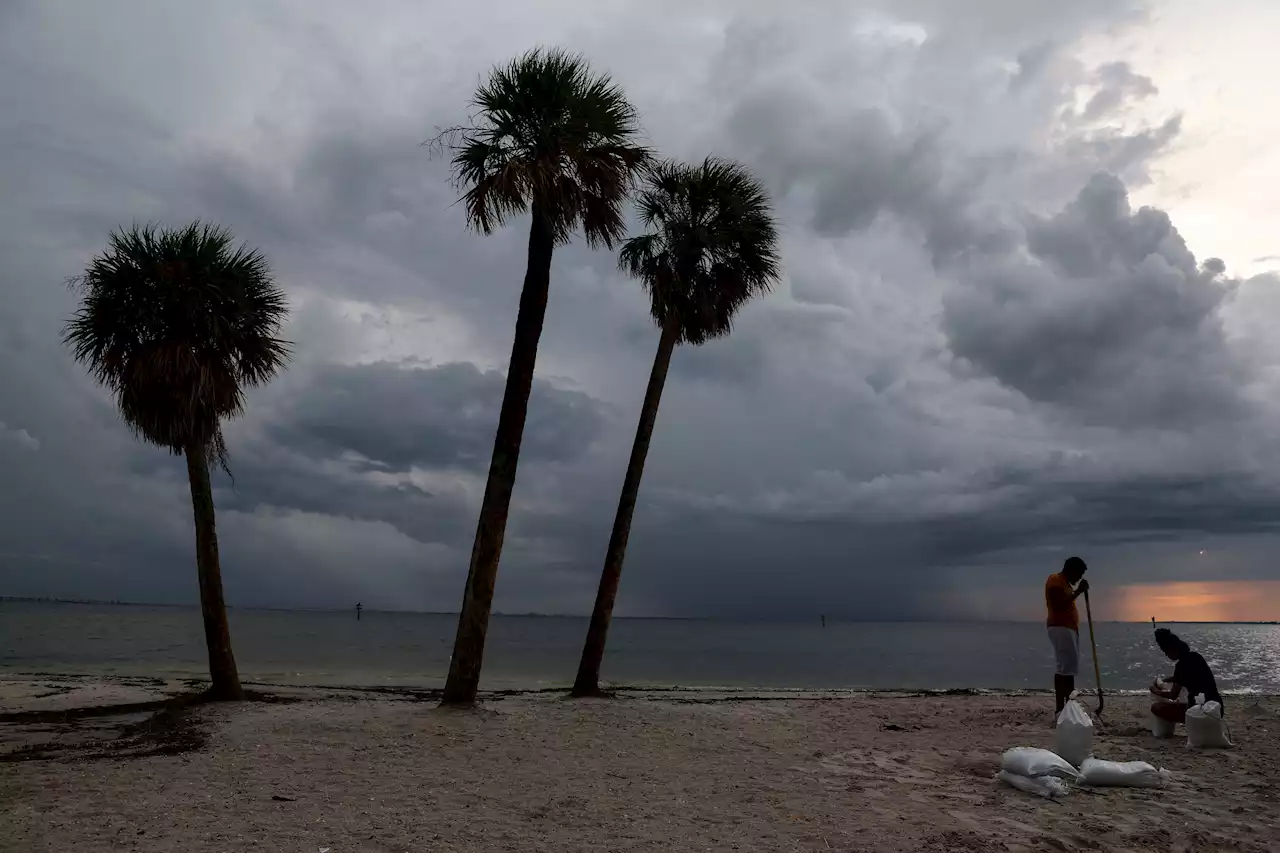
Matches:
[2,602,1277,693]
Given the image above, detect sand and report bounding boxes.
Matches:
[1,676,1277,852]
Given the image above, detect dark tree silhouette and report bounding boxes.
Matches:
[65,223,289,701]
[432,48,650,705]
[572,158,781,697]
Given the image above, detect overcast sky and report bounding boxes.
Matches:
[3,0,1279,621]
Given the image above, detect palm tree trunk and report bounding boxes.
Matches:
[183,441,244,701]
[442,204,556,706]
[571,318,679,697]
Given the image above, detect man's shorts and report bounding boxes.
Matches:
[1047,626,1080,677]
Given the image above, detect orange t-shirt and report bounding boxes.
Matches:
[1045,573,1078,631]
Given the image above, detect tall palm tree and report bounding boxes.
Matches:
[434,48,650,705]
[571,158,781,697]
[65,223,289,701]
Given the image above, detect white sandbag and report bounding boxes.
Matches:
[1149,713,1175,738]
[1078,758,1170,788]
[1054,700,1094,767]
[997,770,1071,799]
[1186,696,1234,748]
[1000,747,1080,780]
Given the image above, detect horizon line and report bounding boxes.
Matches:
[2,597,1276,624]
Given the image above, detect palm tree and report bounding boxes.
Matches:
[433,48,650,705]
[65,223,289,701]
[571,158,781,697]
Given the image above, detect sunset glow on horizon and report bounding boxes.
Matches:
[1111,581,1280,623]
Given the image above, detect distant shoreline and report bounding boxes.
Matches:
[2,597,1277,624]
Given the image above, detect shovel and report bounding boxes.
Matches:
[1083,588,1104,716]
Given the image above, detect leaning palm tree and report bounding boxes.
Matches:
[571,158,781,697]
[65,222,289,701]
[432,48,650,705]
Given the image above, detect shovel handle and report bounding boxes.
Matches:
[1084,589,1104,715]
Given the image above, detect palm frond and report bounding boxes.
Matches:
[65,222,291,466]
[431,47,651,246]
[620,157,782,345]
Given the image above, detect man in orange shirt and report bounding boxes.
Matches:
[1046,556,1089,715]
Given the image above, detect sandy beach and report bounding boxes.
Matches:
[1,676,1277,853]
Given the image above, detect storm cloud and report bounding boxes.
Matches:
[2,0,1279,620]
[943,173,1246,428]
[267,361,608,473]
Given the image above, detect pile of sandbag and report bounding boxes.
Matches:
[998,700,1171,798]
[998,747,1078,799]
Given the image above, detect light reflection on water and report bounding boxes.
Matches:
[1191,621,1280,692]
[1,602,1277,692]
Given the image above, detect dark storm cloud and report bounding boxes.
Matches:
[943,173,1246,428]
[215,446,469,548]
[631,455,1280,617]
[266,361,608,473]
[602,467,1280,619]
[706,29,1178,275]
[719,71,1017,267]
[181,359,616,567]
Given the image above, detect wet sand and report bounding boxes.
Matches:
[1,676,1277,852]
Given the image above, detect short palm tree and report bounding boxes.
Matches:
[433,48,650,705]
[571,158,781,697]
[65,223,289,701]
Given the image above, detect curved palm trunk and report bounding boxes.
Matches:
[442,206,556,706]
[572,318,679,697]
[183,442,244,701]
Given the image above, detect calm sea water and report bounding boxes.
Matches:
[2,602,1277,693]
